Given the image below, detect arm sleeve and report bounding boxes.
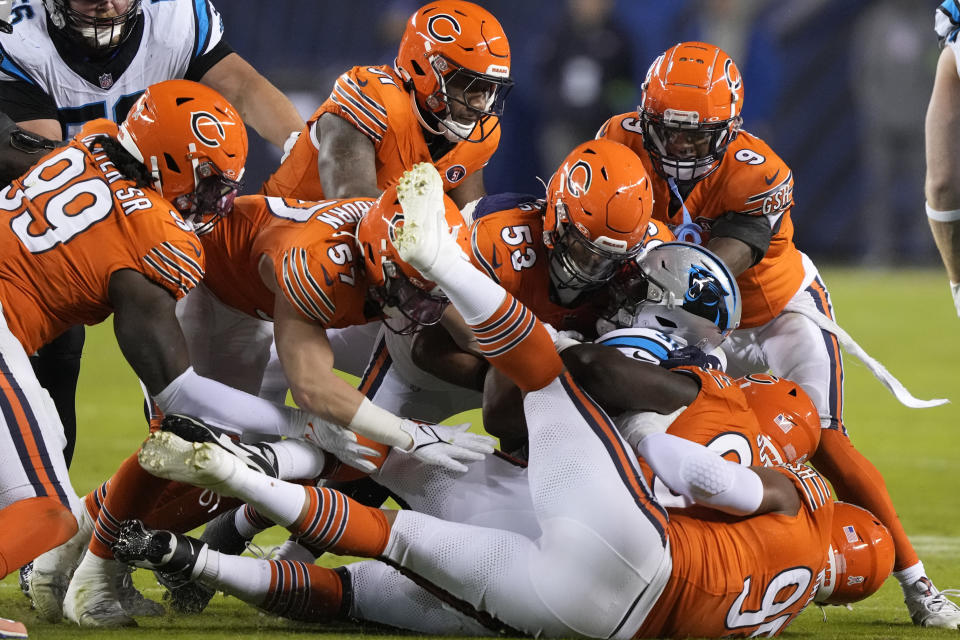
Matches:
[710,211,775,267]
[0,79,58,123]
[185,38,233,81]
[154,366,307,438]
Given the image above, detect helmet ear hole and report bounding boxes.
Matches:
[164,153,181,173]
[409,60,426,76]
[655,315,677,329]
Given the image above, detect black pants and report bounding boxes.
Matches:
[29,325,84,467]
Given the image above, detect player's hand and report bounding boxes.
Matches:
[951,282,960,318]
[660,345,723,370]
[303,416,381,473]
[543,323,584,353]
[399,420,495,473]
[615,406,687,450]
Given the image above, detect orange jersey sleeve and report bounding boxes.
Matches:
[468,194,604,335]
[600,112,805,327]
[637,464,833,638]
[262,65,500,200]
[0,131,204,353]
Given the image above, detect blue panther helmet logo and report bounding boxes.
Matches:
[683,264,730,330]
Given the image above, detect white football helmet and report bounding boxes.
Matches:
[629,241,741,351]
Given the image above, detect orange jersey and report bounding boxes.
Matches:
[200,195,378,328]
[640,367,765,511]
[262,65,500,200]
[0,121,204,353]
[637,464,832,638]
[468,194,606,336]
[600,113,804,328]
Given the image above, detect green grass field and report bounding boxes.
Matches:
[2,266,959,639]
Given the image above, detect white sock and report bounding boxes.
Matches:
[270,439,328,480]
[894,561,926,589]
[426,255,506,325]
[229,468,306,527]
[234,507,265,539]
[200,550,271,605]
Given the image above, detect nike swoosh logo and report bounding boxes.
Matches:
[320,264,335,287]
[490,245,502,270]
[764,170,780,185]
[356,77,368,87]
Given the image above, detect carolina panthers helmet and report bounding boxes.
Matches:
[739,373,821,465]
[356,185,469,334]
[395,0,513,142]
[543,139,654,306]
[639,41,743,185]
[816,502,895,606]
[628,241,740,351]
[117,80,247,235]
[43,0,142,54]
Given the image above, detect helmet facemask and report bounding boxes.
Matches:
[46,0,142,54]
[372,260,449,335]
[422,55,512,143]
[547,205,639,307]
[171,159,243,236]
[640,108,741,185]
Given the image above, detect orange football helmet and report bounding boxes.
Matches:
[117,79,247,234]
[543,139,654,305]
[395,0,513,142]
[356,185,470,334]
[739,373,821,465]
[816,502,895,606]
[639,41,743,185]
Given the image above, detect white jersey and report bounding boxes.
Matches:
[0,0,228,137]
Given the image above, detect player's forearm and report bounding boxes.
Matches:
[235,76,303,149]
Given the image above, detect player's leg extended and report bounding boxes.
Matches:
[763,277,960,627]
[0,314,83,617]
[393,162,562,392]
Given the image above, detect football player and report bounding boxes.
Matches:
[597,40,958,628]
[62,186,496,624]
[262,0,511,209]
[0,80,364,628]
[928,2,960,319]
[374,139,660,443]
[0,0,303,491]
[110,164,889,637]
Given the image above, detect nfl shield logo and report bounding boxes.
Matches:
[99,73,114,89]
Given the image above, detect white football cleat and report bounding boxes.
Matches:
[28,505,94,622]
[63,554,135,628]
[905,577,960,628]
[138,430,245,497]
[394,162,456,276]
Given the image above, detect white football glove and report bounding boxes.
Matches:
[399,420,495,473]
[614,405,687,451]
[302,415,381,474]
[951,281,960,318]
[542,323,584,353]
